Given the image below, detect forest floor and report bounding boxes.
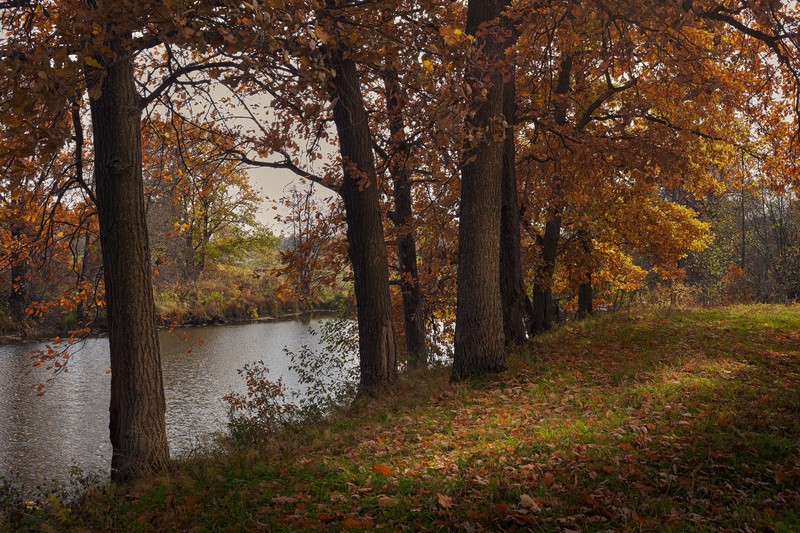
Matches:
[4,304,800,531]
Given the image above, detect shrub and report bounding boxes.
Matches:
[288,317,359,421]
[224,317,359,446]
[223,362,296,447]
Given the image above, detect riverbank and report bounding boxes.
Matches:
[4,305,799,531]
[0,307,343,346]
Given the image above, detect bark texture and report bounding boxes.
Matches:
[385,73,427,366]
[89,36,169,481]
[326,44,397,393]
[499,61,530,345]
[452,0,507,380]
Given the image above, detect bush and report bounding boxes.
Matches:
[223,362,295,447]
[288,317,359,421]
[224,317,359,446]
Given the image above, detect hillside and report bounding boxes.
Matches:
[5,305,800,531]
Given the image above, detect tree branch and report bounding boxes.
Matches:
[139,60,240,108]
[227,149,336,193]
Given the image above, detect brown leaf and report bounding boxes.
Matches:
[371,464,392,476]
[378,495,399,507]
[437,493,453,509]
[543,474,556,487]
[519,494,541,511]
[341,517,374,529]
[183,495,198,511]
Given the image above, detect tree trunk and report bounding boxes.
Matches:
[325,43,397,394]
[529,55,571,337]
[452,0,506,381]
[578,274,593,317]
[530,214,561,335]
[577,230,593,318]
[384,73,427,367]
[89,36,169,482]
[499,58,529,345]
[9,219,28,336]
[75,230,93,324]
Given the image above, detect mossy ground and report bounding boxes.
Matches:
[5,305,800,531]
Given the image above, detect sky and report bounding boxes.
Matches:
[249,165,336,235]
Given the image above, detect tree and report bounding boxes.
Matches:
[323,28,399,392]
[384,72,428,366]
[275,185,347,311]
[452,0,508,380]
[143,115,263,282]
[1,0,247,480]
[499,5,529,345]
[87,32,170,481]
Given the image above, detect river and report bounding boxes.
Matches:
[0,317,341,495]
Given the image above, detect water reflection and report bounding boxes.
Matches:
[0,318,331,494]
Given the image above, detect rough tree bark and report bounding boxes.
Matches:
[89,35,169,482]
[384,72,427,367]
[325,42,397,393]
[529,54,571,336]
[452,0,507,380]
[499,52,530,345]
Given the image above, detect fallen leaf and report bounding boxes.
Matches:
[378,495,399,507]
[519,494,541,511]
[543,474,556,487]
[183,495,198,511]
[341,516,374,529]
[371,464,392,476]
[437,493,453,509]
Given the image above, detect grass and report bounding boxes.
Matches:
[4,304,800,531]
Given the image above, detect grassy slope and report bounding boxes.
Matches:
[10,305,800,531]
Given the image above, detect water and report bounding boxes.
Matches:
[0,317,334,494]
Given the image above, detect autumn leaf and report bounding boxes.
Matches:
[519,494,541,511]
[84,56,103,69]
[437,493,453,509]
[182,495,198,511]
[378,495,399,507]
[371,464,391,476]
[341,516,374,529]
